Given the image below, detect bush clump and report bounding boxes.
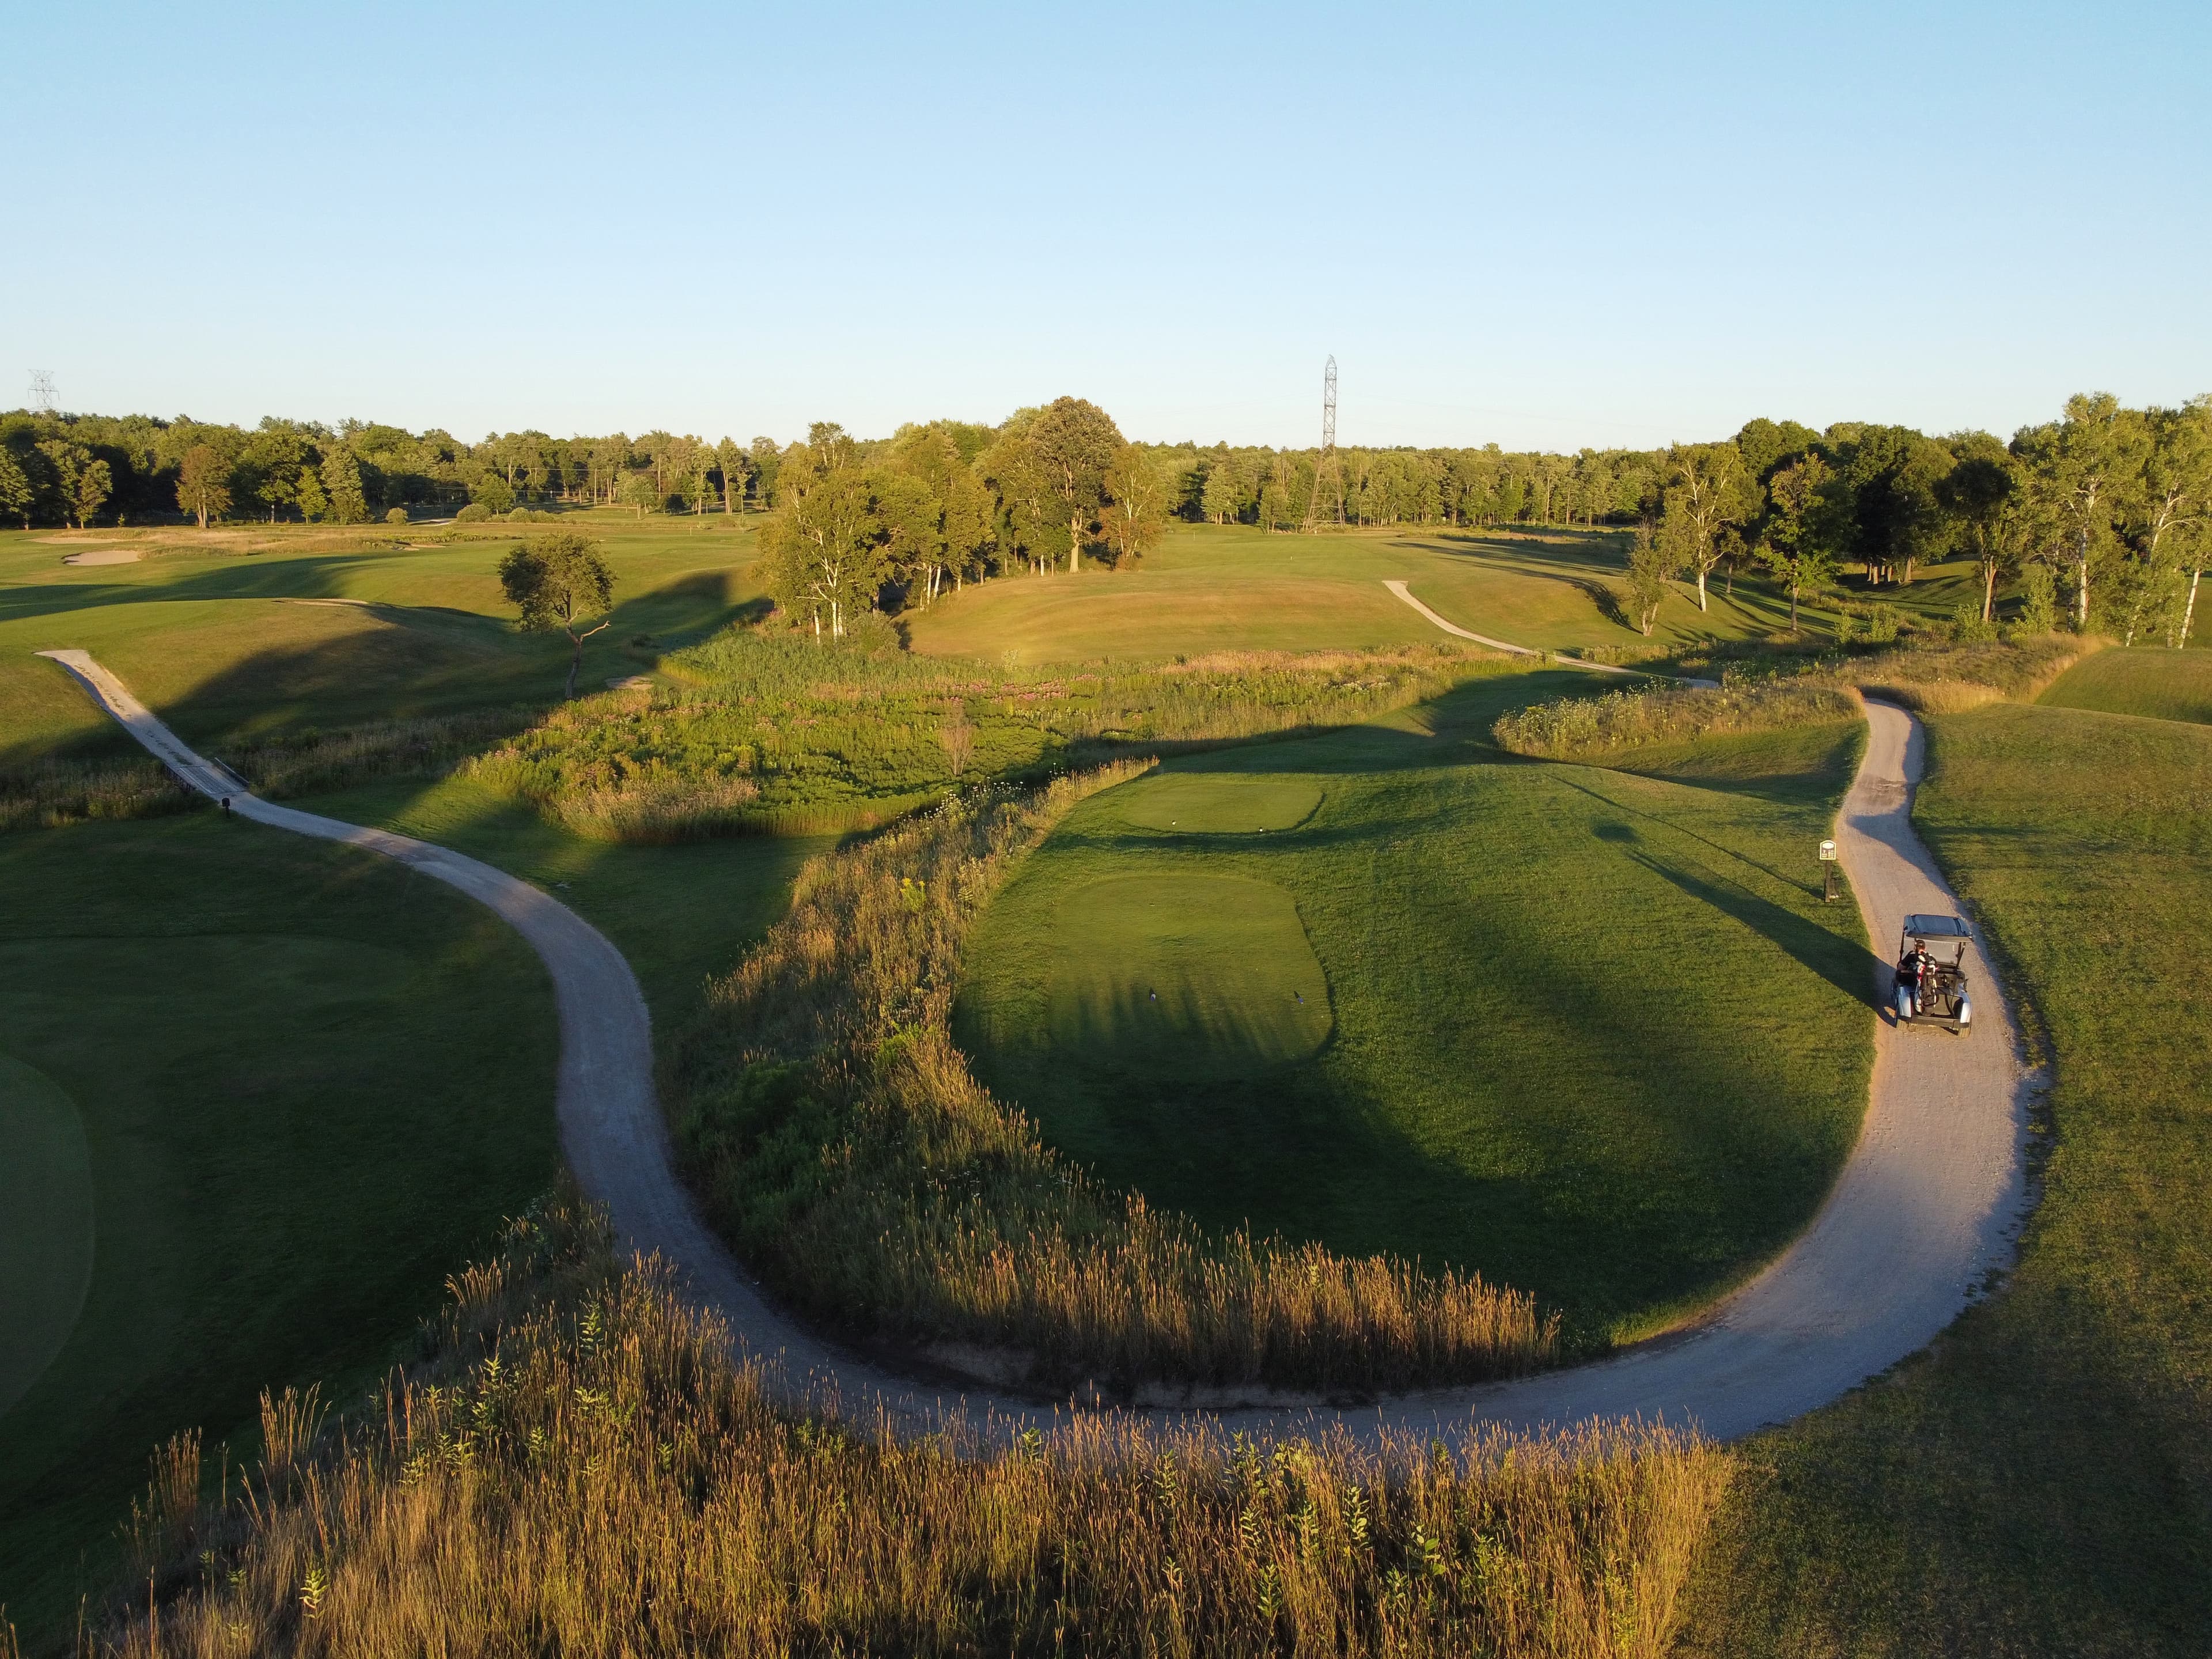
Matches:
[1491,681,1862,760]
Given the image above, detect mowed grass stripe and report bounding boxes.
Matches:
[957,676,1873,1345]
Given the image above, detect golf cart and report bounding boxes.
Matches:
[1893,913,1974,1035]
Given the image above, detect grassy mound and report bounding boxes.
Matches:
[957,678,1874,1347]
[74,1202,1729,1659]
[1677,702,2212,1655]
[675,763,1556,1396]
[2040,645,2212,725]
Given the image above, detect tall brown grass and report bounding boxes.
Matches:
[1493,637,2106,760]
[676,763,1558,1397]
[1850,634,2100,712]
[224,710,532,798]
[81,1201,1728,1659]
[0,756,196,832]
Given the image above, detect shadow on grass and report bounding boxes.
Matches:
[1630,850,1881,1004]
[968,676,1876,1346]
[13,569,752,766]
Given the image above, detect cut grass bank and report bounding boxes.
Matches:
[1676,702,2212,1656]
[0,813,559,1643]
[2039,642,2212,725]
[959,677,1874,1347]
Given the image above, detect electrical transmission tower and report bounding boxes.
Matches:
[29,370,57,415]
[1302,355,1344,531]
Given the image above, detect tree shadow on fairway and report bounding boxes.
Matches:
[1151,669,1601,782]
[1629,850,1881,1004]
[18,570,748,758]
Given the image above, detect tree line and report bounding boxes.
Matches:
[757,400,1173,636]
[1615,397,2212,647]
[0,412,793,530]
[7,390,2206,647]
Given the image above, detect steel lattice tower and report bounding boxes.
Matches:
[1304,355,1344,531]
[29,370,56,415]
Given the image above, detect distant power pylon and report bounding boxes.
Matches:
[1303,355,1344,531]
[29,370,57,415]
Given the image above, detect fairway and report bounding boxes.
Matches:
[957,673,1876,1342]
[904,521,1988,665]
[2040,643,2212,725]
[0,814,560,1634]
[0,514,767,762]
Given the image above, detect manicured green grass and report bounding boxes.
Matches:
[1025,871,1335,1077]
[0,812,559,1642]
[956,671,1874,1344]
[903,521,1986,666]
[1676,703,2212,1656]
[0,515,765,764]
[2040,642,2212,725]
[0,1054,95,1422]
[1117,772,1323,833]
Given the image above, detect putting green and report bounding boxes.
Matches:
[975,872,1331,1083]
[0,1052,95,1422]
[1116,774,1323,834]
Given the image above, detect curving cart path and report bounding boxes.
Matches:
[43,649,2031,1444]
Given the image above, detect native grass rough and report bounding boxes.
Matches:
[0,753,194,831]
[464,632,1506,842]
[1490,683,1862,762]
[1491,635,2097,760]
[675,765,1559,1396]
[65,1199,1726,1659]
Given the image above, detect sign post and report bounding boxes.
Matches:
[1819,838,1840,903]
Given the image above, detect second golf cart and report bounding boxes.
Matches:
[1893,913,1974,1035]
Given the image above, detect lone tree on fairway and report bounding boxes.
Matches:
[499,532,616,698]
[176,444,232,528]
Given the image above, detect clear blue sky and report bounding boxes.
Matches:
[9,1,2208,452]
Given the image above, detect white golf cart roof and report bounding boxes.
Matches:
[1903,914,1971,941]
